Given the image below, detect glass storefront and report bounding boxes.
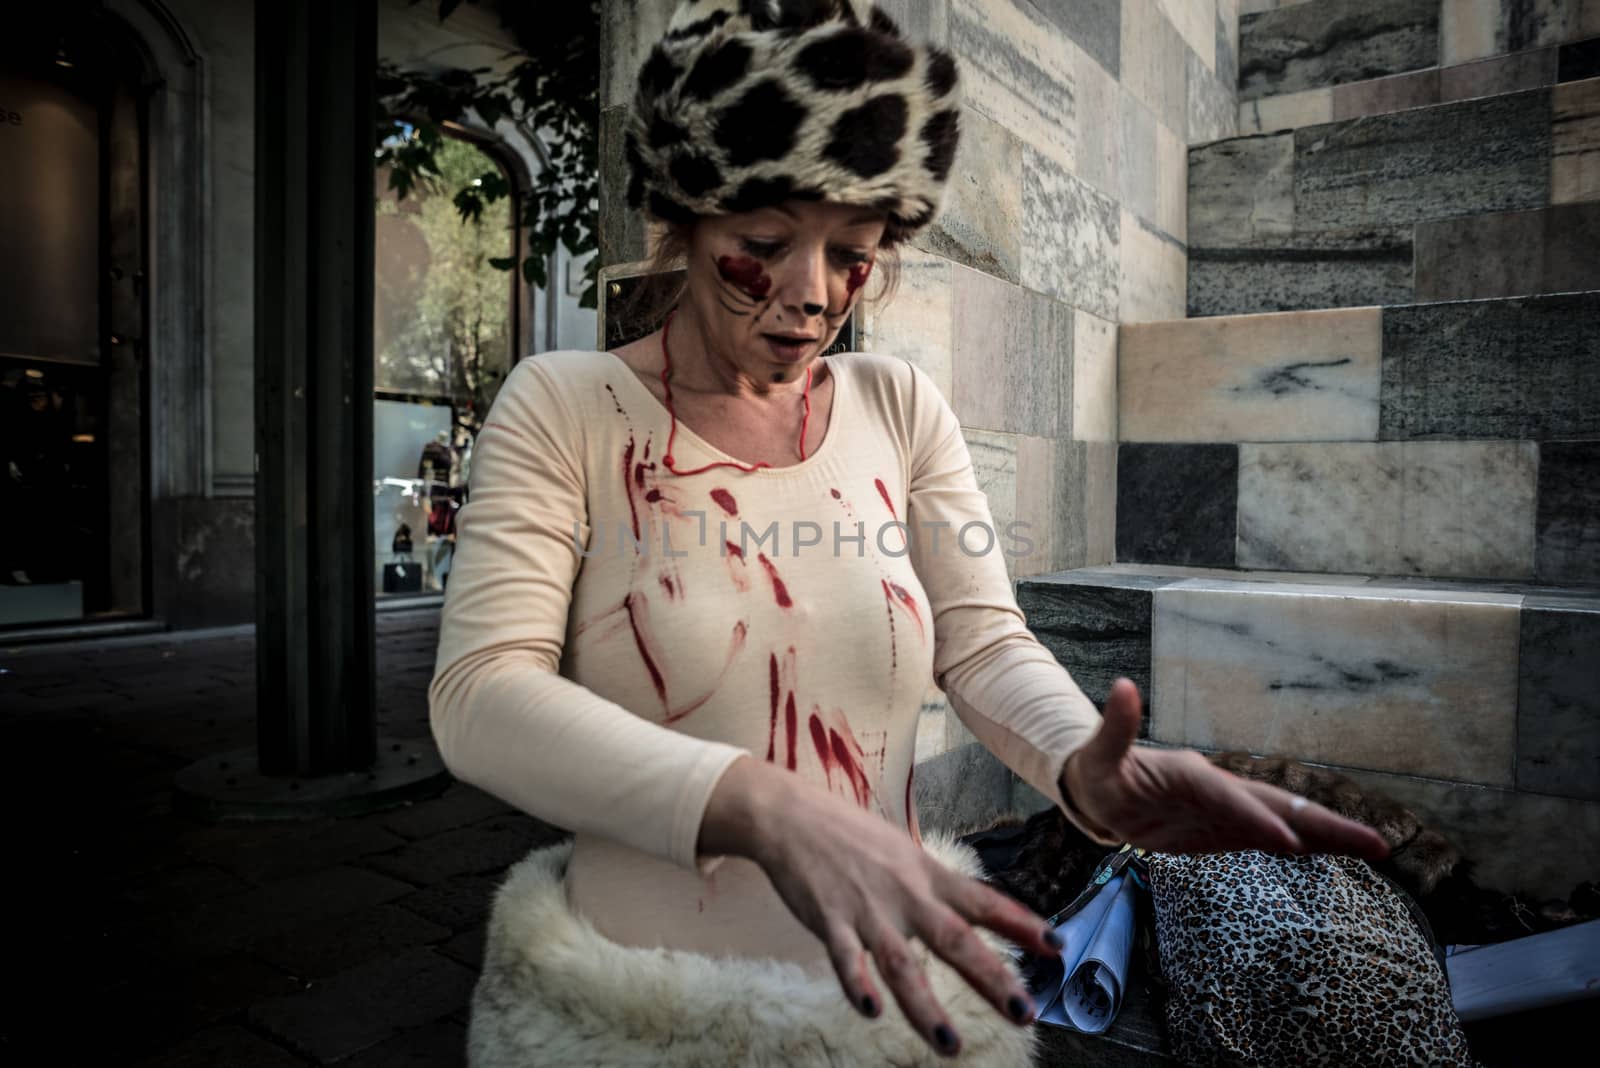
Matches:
[373,131,518,599]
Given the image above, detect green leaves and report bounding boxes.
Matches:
[375,0,601,309]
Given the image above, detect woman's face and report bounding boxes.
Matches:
[681,199,887,379]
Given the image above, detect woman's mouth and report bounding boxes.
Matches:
[763,334,816,361]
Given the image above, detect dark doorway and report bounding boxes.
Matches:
[0,10,149,629]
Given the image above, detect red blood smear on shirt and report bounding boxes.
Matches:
[879,579,899,669]
[830,487,841,499]
[658,573,675,598]
[710,488,738,515]
[604,383,625,414]
[645,488,662,503]
[622,593,666,705]
[886,580,924,638]
[643,439,650,460]
[766,654,780,762]
[716,255,772,300]
[724,540,744,560]
[758,553,792,608]
[785,694,798,771]
[874,477,897,521]
[830,726,873,808]
[622,439,640,540]
[846,262,872,299]
[809,713,834,789]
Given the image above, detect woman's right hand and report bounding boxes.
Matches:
[697,755,1061,1059]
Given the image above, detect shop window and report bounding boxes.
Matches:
[374,130,518,598]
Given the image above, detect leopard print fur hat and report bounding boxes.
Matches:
[625,0,962,243]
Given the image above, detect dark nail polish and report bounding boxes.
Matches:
[934,1023,958,1052]
[1042,928,1064,950]
[860,994,878,1017]
[1008,994,1030,1022]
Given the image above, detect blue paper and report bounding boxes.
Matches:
[1035,871,1140,1033]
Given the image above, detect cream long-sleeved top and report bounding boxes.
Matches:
[427,347,1113,974]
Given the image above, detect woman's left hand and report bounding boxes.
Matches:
[1061,678,1391,860]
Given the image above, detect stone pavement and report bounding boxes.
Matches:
[1,606,560,1066]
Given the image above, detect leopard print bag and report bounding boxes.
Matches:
[1146,850,1477,1067]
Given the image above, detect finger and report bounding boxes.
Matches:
[917,901,1036,1027]
[865,920,962,1058]
[1245,780,1391,860]
[944,871,1061,961]
[822,919,884,1019]
[1084,677,1143,768]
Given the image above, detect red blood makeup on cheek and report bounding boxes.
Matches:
[845,262,871,299]
[716,255,772,300]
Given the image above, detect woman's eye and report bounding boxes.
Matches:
[834,251,870,266]
[741,240,782,258]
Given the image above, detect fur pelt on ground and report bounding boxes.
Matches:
[468,828,1040,1067]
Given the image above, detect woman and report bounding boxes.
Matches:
[428,2,1388,1063]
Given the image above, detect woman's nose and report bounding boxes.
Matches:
[779,246,830,318]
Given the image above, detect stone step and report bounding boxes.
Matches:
[1238,0,1598,107]
[1017,564,1600,899]
[1112,293,1600,583]
[1239,37,1599,136]
[1189,79,1600,317]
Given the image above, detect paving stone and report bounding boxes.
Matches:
[394,872,507,932]
[102,951,303,1060]
[181,816,409,883]
[377,783,512,840]
[248,947,476,1063]
[132,1024,309,1068]
[362,819,557,886]
[114,865,415,964]
[250,903,452,981]
[338,1019,470,1068]
[115,862,253,917]
[436,924,487,973]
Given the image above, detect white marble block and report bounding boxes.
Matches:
[1120,306,1382,442]
[1150,578,1521,785]
[1237,441,1539,578]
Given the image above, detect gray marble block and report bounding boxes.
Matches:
[1019,569,1182,736]
[1380,291,1600,441]
[1189,133,1295,247]
[1030,0,1122,78]
[1414,203,1600,302]
[1518,597,1600,802]
[1116,444,1239,568]
[1150,579,1522,786]
[1537,441,1600,584]
[1294,88,1553,231]
[1238,0,1438,102]
[1188,229,1414,316]
[1237,442,1539,579]
[913,740,1019,837]
[599,105,649,268]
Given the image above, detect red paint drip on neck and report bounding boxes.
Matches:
[716,255,772,300]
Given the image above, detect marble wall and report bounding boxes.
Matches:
[1191,82,1600,316]
[1236,0,1600,134]
[1116,293,1600,583]
[1018,563,1600,898]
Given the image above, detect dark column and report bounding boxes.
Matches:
[253,0,379,775]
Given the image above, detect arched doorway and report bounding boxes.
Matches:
[0,8,150,629]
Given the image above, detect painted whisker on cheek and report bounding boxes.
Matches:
[715,294,751,317]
